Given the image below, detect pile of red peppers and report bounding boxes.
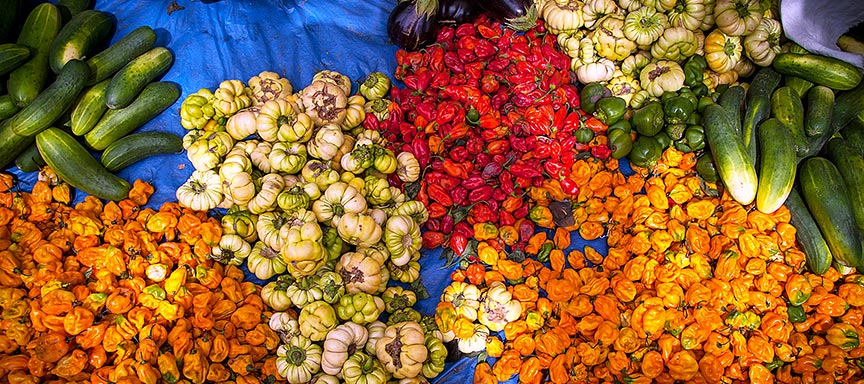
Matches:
[367,15,613,255]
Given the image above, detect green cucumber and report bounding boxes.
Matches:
[826,138,864,232]
[785,76,814,99]
[7,3,62,107]
[742,68,782,166]
[717,85,746,136]
[37,127,130,201]
[755,119,796,214]
[0,95,20,120]
[703,103,759,205]
[833,81,864,132]
[0,120,33,168]
[805,86,834,137]
[843,119,864,155]
[85,82,180,150]
[101,131,183,172]
[771,86,808,157]
[85,26,156,85]
[8,59,89,136]
[0,43,29,75]
[14,142,45,172]
[57,0,93,21]
[798,157,863,269]
[104,47,173,109]
[48,10,114,73]
[0,0,22,43]
[786,189,833,275]
[773,53,863,91]
[70,79,110,136]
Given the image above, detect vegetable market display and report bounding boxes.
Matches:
[3,0,864,383]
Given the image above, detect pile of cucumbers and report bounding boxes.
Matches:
[0,1,182,201]
[699,48,864,275]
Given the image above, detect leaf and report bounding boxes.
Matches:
[410,278,431,300]
[699,177,720,197]
[449,204,474,224]
[549,200,575,227]
[441,238,479,269]
[404,181,421,200]
[507,248,527,262]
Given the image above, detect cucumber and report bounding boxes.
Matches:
[785,189,833,275]
[0,0,22,44]
[7,3,62,107]
[843,119,864,155]
[805,86,834,137]
[773,53,864,91]
[833,81,864,132]
[742,69,782,166]
[37,127,130,201]
[14,142,45,172]
[826,138,864,232]
[0,120,33,168]
[70,79,110,136]
[798,157,863,269]
[0,95,19,120]
[85,82,180,150]
[717,85,745,136]
[56,0,93,21]
[703,103,759,205]
[48,10,114,73]
[755,119,796,214]
[101,131,183,172]
[85,26,156,85]
[785,76,814,99]
[771,86,808,157]
[0,43,30,75]
[104,47,173,109]
[8,59,89,136]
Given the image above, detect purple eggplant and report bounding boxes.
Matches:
[387,0,440,51]
[438,0,479,25]
[477,0,538,31]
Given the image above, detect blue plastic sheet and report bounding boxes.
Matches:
[5,1,630,382]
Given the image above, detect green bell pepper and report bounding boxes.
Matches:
[608,129,633,159]
[607,119,632,134]
[695,153,719,182]
[697,95,716,114]
[629,136,663,168]
[788,305,807,323]
[580,82,612,115]
[653,131,672,149]
[594,96,627,125]
[665,123,687,141]
[663,94,697,125]
[683,55,707,87]
[575,127,595,144]
[674,125,706,153]
[632,102,665,136]
[691,83,710,98]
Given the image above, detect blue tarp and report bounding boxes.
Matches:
[6,1,621,382]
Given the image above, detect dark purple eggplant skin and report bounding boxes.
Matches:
[438,0,479,25]
[477,0,532,20]
[387,0,440,51]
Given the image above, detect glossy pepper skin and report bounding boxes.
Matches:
[629,136,663,168]
[683,55,707,87]
[675,125,706,152]
[594,97,627,125]
[608,129,633,159]
[580,83,612,115]
[695,153,719,182]
[663,92,697,125]
[632,102,665,136]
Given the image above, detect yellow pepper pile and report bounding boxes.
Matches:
[0,170,286,384]
[443,148,864,383]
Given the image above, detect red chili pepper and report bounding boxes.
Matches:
[426,218,441,231]
[465,263,485,286]
[416,181,429,206]
[464,61,483,80]
[509,162,542,179]
[534,142,552,160]
[416,101,437,122]
[480,74,499,94]
[363,113,380,131]
[474,39,496,60]
[441,214,454,234]
[468,186,494,203]
[451,186,469,206]
[455,23,476,37]
[427,184,453,207]
[486,140,509,155]
[449,234,468,255]
[560,178,579,195]
[448,122,471,140]
[454,222,474,238]
[517,219,535,242]
[491,188,507,202]
[478,113,500,130]
[458,48,477,65]
[487,57,510,73]
[442,158,469,179]
[427,202,448,219]
[428,47,445,73]
[435,102,457,125]
[475,153,491,167]
[560,150,576,169]
[466,136,485,155]
[411,137,430,168]
[450,146,471,163]
[499,210,516,226]
[476,23,499,39]
[514,176,533,189]
[591,144,612,159]
[543,161,567,179]
[422,231,446,249]
[461,175,486,190]
[444,51,464,74]
[469,203,496,224]
[499,171,515,194]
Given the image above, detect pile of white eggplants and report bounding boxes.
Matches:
[174,69,450,384]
